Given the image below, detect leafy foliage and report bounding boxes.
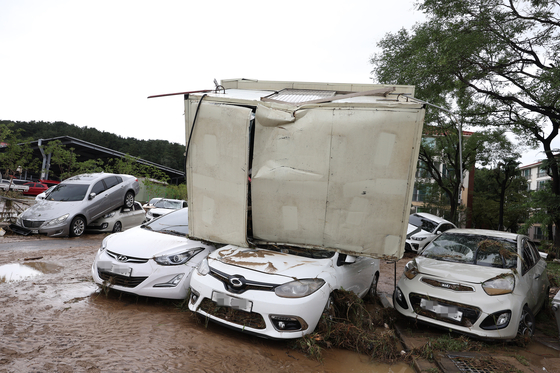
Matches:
[4,120,185,171]
[0,122,40,179]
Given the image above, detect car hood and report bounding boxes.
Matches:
[104,226,201,258]
[415,256,511,283]
[149,208,175,215]
[208,246,329,278]
[21,200,83,221]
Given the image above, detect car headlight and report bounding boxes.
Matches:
[99,236,109,252]
[16,212,23,226]
[103,211,116,219]
[147,211,153,217]
[275,279,325,298]
[411,236,427,241]
[197,258,210,276]
[482,273,515,295]
[42,213,70,227]
[404,260,419,279]
[154,248,203,266]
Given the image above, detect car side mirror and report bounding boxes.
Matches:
[436,231,442,235]
[345,255,357,264]
[89,192,96,200]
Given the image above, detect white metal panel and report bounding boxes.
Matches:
[251,103,424,259]
[185,101,252,246]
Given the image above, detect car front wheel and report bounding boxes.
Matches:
[124,191,134,208]
[70,216,86,237]
[112,221,123,233]
[518,305,535,337]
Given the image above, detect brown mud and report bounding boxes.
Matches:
[0,234,414,373]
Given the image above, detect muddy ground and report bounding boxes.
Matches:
[0,233,414,373]
[1,232,559,372]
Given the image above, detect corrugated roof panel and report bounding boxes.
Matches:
[265,89,336,103]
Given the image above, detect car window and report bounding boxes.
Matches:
[422,233,517,268]
[439,223,455,233]
[103,176,120,189]
[154,200,183,209]
[521,240,537,274]
[133,203,143,211]
[46,184,89,202]
[408,214,438,233]
[91,181,106,195]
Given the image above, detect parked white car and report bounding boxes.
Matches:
[144,198,187,222]
[405,213,456,252]
[188,245,380,339]
[394,229,549,340]
[92,207,215,299]
[142,197,162,211]
[86,201,146,233]
[0,180,29,193]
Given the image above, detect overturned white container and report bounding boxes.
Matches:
[183,79,426,260]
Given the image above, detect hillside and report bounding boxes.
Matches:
[5,120,185,171]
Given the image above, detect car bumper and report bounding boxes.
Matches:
[188,270,330,339]
[12,221,70,237]
[91,249,195,299]
[394,275,523,340]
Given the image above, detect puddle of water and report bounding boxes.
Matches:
[0,262,62,283]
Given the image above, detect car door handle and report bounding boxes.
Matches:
[534,273,541,279]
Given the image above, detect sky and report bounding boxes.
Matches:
[0,0,553,167]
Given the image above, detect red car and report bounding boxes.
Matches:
[23,182,49,196]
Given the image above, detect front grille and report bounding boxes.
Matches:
[209,267,277,294]
[98,270,148,288]
[199,297,266,329]
[106,250,149,264]
[421,277,474,292]
[409,293,481,327]
[23,220,44,228]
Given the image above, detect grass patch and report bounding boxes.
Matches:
[290,289,402,362]
[413,334,485,361]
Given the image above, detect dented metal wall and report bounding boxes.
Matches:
[184,82,425,259]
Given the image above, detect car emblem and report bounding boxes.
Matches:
[229,277,244,288]
[117,255,128,262]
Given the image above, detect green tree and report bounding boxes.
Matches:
[473,165,529,231]
[42,140,104,180]
[0,123,40,182]
[371,0,559,243]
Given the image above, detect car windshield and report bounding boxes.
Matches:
[408,214,438,233]
[422,233,518,268]
[46,184,89,202]
[143,208,188,236]
[154,200,183,209]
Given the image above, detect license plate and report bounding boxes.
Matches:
[97,261,132,277]
[212,291,252,312]
[420,298,462,321]
[31,230,38,234]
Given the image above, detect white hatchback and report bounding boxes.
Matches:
[405,213,456,252]
[188,245,380,339]
[395,229,549,340]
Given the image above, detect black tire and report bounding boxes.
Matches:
[368,272,380,299]
[70,216,86,237]
[112,221,123,233]
[518,305,535,337]
[124,191,134,208]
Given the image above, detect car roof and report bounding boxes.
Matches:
[413,212,452,224]
[443,228,521,240]
[62,173,118,184]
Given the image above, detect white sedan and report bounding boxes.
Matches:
[86,201,146,233]
[394,229,549,340]
[188,245,380,339]
[144,198,187,222]
[405,212,456,252]
[91,208,215,299]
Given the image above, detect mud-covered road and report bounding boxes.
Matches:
[0,234,415,373]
